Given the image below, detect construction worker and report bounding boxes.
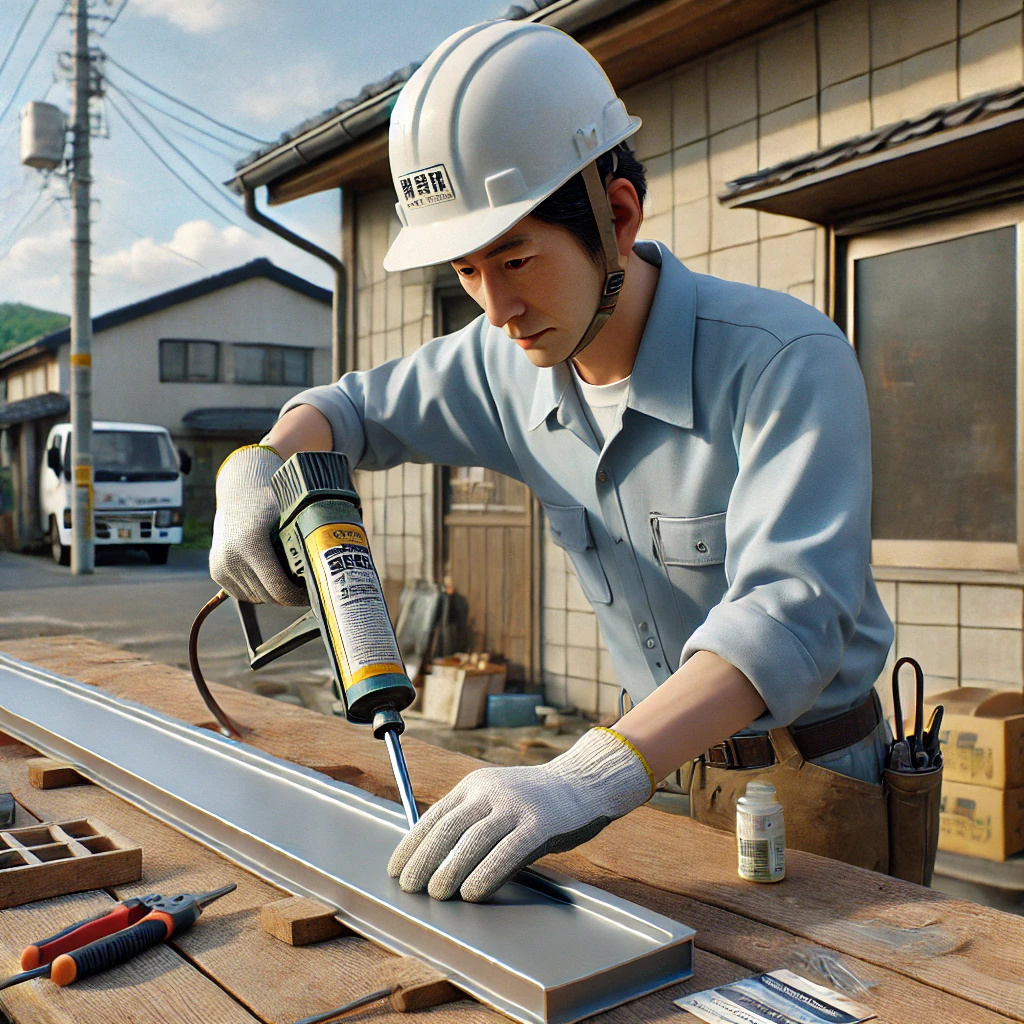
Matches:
[211,21,897,901]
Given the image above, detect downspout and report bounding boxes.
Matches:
[243,187,347,382]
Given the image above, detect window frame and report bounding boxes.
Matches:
[846,202,1024,572]
[159,338,221,384]
[231,343,313,387]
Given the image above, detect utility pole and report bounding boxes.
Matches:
[69,0,94,574]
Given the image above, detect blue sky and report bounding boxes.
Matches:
[0,0,509,314]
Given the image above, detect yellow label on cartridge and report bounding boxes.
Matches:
[306,522,404,693]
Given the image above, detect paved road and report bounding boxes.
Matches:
[0,547,334,705]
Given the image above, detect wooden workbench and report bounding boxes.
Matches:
[1,636,1021,1024]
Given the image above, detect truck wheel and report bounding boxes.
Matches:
[50,517,70,566]
[146,544,170,565]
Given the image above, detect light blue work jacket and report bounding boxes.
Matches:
[282,242,894,731]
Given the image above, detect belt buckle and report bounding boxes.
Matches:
[708,737,743,768]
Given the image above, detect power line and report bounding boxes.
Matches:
[0,1,68,130]
[0,0,43,84]
[103,52,272,146]
[106,81,245,223]
[95,0,128,37]
[109,76,247,153]
[105,92,237,227]
[0,187,58,260]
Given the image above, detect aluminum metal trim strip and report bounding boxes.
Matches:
[0,653,694,1023]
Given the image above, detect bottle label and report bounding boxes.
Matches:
[737,807,785,882]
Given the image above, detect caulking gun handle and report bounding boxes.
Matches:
[21,898,149,969]
[49,914,173,986]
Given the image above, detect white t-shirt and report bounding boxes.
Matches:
[570,362,630,448]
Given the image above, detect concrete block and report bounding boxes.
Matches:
[897,623,958,678]
[875,580,898,622]
[543,642,567,676]
[370,332,386,366]
[673,197,710,258]
[645,153,674,217]
[961,586,1024,630]
[788,282,814,306]
[710,242,759,286]
[386,327,403,362]
[598,646,618,685]
[960,15,1024,98]
[385,273,401,331]
[758,18,817,113]
[708,44,757,134]
[402,283,426,326]
[960,0,1020,35]
[672,62,708,145]
[402,321,423,357]
[819,0,871,87]
[542,570,567,610]
[543,607,566,646]
[710,122,758,250]
[898,582,958,625]
[566,570,591,612]
[870,0,957,68]
[404,536,424,577]
[403,497,420,536]
[759,98,818,171]
[871,43,957,127]
[626,77,673,160]
[759,229,816,294]
[672,140,709,203]
[567,610,598,647]
[685,253,710,274]
[565,676,599,714]
[821,75,872,147]
[372,283,387,335]
[403,461,422,496]
[960,627,1023,685]
[567,645,598,680]
[643,211,674,249]
[542,671,568,706]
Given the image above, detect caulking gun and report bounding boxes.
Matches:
[189,451,419,828]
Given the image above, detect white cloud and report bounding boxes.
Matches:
[129,0,259,33]
[232,63,336,123]
[0,219,334,316]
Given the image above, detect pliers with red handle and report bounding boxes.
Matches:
[0,883,235,991]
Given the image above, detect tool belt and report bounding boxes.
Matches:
[689,689,942,885]
[703,690,881,768]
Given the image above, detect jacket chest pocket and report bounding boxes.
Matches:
[650,511,727,568]
[543,502,612,605]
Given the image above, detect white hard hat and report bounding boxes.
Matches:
[383,20,641,273]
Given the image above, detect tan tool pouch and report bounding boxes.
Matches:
[689,727,890,874]
[884,763,942,887]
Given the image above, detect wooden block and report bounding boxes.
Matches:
[27,757,89,790]
[364,958,461,1013]
[393,975,461,1012]
[259,895,349,946]
[0,817,141,909]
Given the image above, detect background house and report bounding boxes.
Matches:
[0,258,331,549]
[229,0,1024,713]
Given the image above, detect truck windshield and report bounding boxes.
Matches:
[63,431,179,482]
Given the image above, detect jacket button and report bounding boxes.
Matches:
[695,540,709,553]
[597,470,608,483]
[645,638,656,649]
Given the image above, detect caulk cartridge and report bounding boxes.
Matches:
[271,451,416,724]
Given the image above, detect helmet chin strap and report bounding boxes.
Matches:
[566,158,625,363]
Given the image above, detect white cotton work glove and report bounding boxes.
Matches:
[209,444,307,606]
[387,727,655,902]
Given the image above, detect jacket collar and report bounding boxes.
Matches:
[527,241,696,432]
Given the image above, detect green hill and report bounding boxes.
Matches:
[0,303,70,353]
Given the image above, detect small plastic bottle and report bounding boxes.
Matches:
[736,780,785,883]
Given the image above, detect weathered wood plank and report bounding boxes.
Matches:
[26,758,89,791]
[0,890,261,1024]
[4,637,1022,1024]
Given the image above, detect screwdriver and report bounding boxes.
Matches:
[0,883,235,991]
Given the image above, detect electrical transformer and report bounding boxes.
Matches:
[20,101,67,170]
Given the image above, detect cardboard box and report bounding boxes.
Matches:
[924,688,1024,790]
[422,661,507,729]
[938,779,1024,861]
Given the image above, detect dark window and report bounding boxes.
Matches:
[233,344,312,386]
[160,339,220,383]
[854,226,1017,545]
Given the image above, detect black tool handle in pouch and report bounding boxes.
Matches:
[886,762,943,886]
[51,918,169,986]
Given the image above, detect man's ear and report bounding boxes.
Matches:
[607,177,643,263]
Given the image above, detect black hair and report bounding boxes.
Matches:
[530,143,647,261]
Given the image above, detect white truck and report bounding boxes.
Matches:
[40,421,190,565]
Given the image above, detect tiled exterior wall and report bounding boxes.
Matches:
[354,0,1024,714]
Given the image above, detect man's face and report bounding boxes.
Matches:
[451,216,602,367]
